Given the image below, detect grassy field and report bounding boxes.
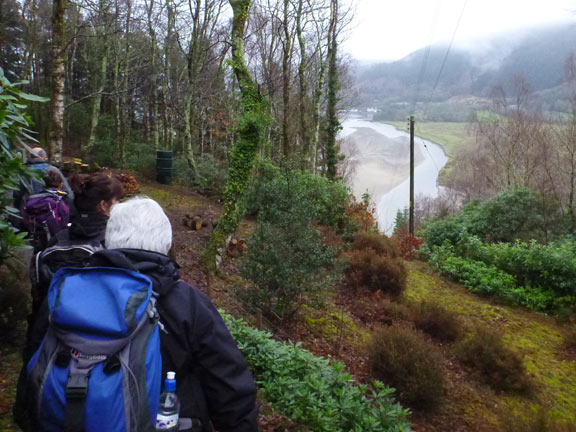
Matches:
[386,121,475,156]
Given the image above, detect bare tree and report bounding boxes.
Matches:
[48,0,68,162]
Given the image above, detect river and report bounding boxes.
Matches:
[339,116,449,233]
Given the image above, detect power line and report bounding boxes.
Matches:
[422,0,469,119]
[416,124,440,173]
[411,0,443,114]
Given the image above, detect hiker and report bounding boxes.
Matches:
[15,147,74,206]
[15,197,258,432]
[28,172,124,325]
[21,171,70,253]
[11,147,74,232]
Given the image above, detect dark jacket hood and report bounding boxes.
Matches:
[69,211,108,241]
[89,248,181,297]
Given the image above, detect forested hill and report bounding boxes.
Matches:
[356,22,576,112]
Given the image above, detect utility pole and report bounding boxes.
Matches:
[409,115,415,236]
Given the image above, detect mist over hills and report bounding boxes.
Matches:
[355,23,576,120]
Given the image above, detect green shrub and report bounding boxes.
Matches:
[0,68,47,263]
[421,187,543,250]
[245,160,351,228]
[173,154,227,197]
[91,114,117,165]
[368,325,445,412]
[458,236,576,299]
[239,222,336,321]
[428,246,517,297]
[456,326,531,393]
[412,301,462,343]
[420,218,467,249]
[222,312,411,432]
[460,187,542,242]
[124,139,157,177]
[429,245,570,311]
[345,249,407,299]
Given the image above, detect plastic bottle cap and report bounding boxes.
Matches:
[167,371,176,380]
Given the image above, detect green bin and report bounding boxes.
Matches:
[156,150,173,185]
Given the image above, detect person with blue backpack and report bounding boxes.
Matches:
[14,197,258,432]
[28,171,124,323]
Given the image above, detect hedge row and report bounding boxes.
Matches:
[221,312,411,432]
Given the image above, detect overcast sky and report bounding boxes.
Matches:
[343,0,576,62]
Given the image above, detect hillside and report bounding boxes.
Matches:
[2,178,575,431]
[355,22,576,119]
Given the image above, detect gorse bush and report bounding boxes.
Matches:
[368,325,445,412]
[456,325,531,393]
[239,222,336,321]
[412,301,462,343]
[222,312,411,432]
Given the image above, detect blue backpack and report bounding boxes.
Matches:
[26,267,163,432]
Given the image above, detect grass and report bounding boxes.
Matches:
[405,260,576,428]
[386,121,475,156]
[0,348,23,431]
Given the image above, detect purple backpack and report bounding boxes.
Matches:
[23,191,70,250]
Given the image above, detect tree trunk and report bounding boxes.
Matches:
[48,0,67,163]
[146,0,159,149]
[85,5,110,155]
[324,0,339,180]
[202,0,269,274]
[296,0,309,168]
[311,56,327,174]
[118,0,132,166]
[281,0,291,157]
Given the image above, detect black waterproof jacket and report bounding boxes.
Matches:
[16,248,258,432]
[29,211,109,318]
[95,249,259,431]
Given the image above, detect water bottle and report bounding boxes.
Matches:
[156,371,180,430]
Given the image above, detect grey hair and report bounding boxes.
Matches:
[105,196,173,255]
[30,147,47,160]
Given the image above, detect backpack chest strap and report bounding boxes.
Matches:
[64,355,101,432]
